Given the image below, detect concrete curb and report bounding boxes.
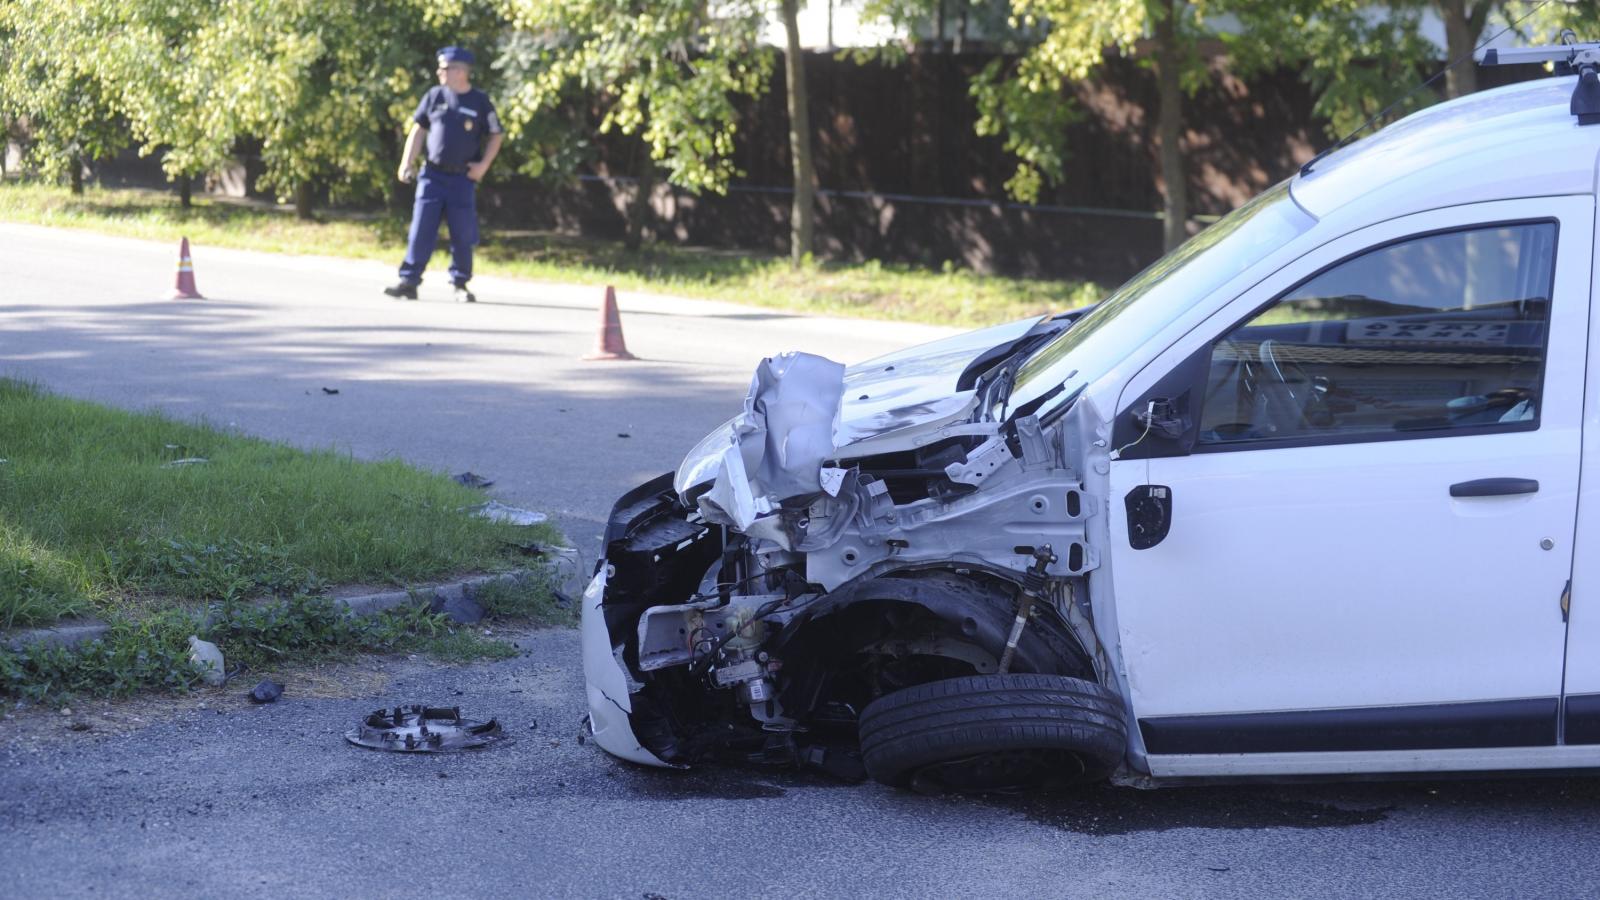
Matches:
[2,571,538,655]
[1,621,112,653]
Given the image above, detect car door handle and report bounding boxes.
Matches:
[1449,477,1539,498]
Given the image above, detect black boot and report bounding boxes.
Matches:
[383,281,419,300]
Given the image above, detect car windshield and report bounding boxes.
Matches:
[1008,180,1316,417]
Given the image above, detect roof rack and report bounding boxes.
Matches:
[1478,33,1600,125]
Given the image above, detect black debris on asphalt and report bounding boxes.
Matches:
[247,680,284,704]
[452,471,495,488]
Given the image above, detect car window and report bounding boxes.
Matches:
[1197,221,1556,448]
[1009,180,1315,418]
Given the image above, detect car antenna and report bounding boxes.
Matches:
[1479,30,1600,124]
[1300,0,1554,177]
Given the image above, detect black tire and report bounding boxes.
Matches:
[858,673,1127,791]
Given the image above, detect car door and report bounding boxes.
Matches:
[1557,199,1600,744]
[1105,197,1592,772]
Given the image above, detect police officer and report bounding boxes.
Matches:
[384,46,503,303]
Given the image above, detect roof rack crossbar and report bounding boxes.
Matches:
[1479,37,1600,126]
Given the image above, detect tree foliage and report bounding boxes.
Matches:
[1,0,504,208]
[1234,0,1600,140]
[0,3,135,189]
[495,0,771,194]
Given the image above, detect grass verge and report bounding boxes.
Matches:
[0,377,560,628]
[1,578,573,702]
[0,379,577,701]
[0,182,1103,326]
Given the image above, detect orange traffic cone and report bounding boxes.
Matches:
[583,285,635,361]
[170,237,204,300]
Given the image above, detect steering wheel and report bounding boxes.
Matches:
[1247,339,1319,436]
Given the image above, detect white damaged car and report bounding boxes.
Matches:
[583,58,1600,790]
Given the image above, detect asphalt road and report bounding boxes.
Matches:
[6,224,1600,898]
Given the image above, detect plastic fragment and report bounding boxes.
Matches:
[187,636,226,686]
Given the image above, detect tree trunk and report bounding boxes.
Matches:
[781,0,815,268]
[624,152,657,252]
[294,182,314,220]
[1438,0,1478,99]
[179,173,192,208]
[1154,1,1188,252]
[69,153,83,195]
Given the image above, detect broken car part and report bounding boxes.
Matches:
[345,705,506,752]
[582,334,1119,789]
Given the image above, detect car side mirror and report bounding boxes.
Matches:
[1133,397,1189,441]
[1112,345,1210,460]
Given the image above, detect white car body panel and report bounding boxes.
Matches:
[1108,196,1593,722]
[834,316,1042,453]
[1293,78,1600,223]
[1150,744,1600,778]
[1555,166,1600,722]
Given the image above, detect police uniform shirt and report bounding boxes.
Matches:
[413,86,503,169]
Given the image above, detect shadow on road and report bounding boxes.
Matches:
[988,774,1600,835]
[611,760,1600,836]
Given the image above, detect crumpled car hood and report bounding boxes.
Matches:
[834,316,1042,448]
[676,316,1046,527]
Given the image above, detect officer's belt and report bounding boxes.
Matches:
[423,161,470,175]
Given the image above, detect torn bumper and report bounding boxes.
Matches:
[580,566,669,767]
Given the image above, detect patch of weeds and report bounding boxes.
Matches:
[475,570,576,626]
[111,537,323,603]
[0,534,95,628]
[0,611,201,701]
[201,593,447,672]
[0,594,485,701]
[420,630,518,664]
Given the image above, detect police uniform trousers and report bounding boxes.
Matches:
[399,165,478,285]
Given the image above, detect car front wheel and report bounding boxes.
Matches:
[858,673,1127,792]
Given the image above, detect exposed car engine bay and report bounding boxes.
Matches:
[587,312,1129,788]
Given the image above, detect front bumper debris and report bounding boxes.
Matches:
[581,566,670,767]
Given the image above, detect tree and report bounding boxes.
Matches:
[496,0,772,250]
[1235,0,1600,148]
[3,0,504,217]
[0,3,134,193]
[944,0,1590,252]
[779,0,816,266]
[963,0,1210,250]
[1423,1,1600,98]
[115,0,506,218]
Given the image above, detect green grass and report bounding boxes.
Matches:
[0,378,561,628]
[0,182,1104,326]
[0,595,534,701]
